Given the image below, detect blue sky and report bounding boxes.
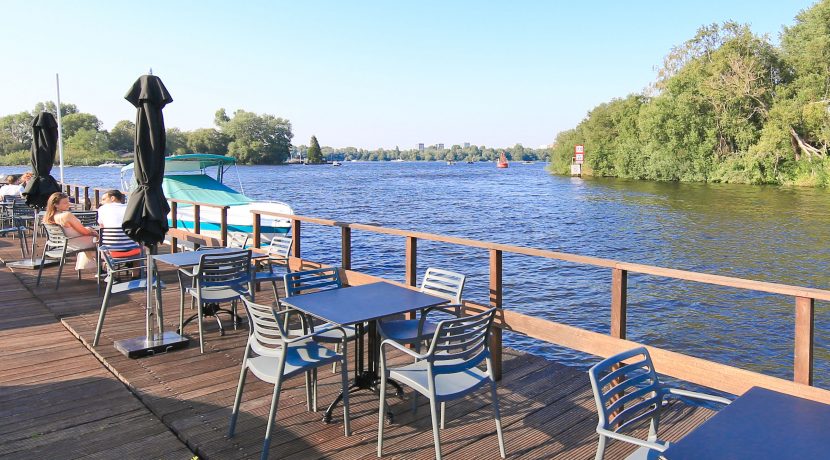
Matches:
[0,1,816,149]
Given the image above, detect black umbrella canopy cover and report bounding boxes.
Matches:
[22,112,61,209]
[122,75,173,247]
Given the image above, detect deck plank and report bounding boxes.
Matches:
[0,240,717,459]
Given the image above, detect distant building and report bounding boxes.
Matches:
[437,143,444,149]
[463,142,470,148]
[418,143,424,152]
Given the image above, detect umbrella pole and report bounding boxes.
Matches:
[145,245,155,342]
[55,74,65,185]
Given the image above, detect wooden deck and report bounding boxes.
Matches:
[0,239,717,459]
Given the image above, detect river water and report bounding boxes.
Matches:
[5,161,829,387]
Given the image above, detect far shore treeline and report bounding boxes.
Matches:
[551,0,830,187]
[0,102,548,166]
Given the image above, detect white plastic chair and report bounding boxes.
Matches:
[229,297,350,460]
[253,235,292,300]
[227,231,250,249]
[36,223,86,289]
[588,347,731,460]
[377,307,505,460]
[379,267,466,352]
[182,249,252,353]
[92,246,162,347]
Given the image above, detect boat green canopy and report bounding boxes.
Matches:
[120,153,236,173]
[162,174,252,206]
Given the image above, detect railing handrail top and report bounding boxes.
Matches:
[249,209,830,301]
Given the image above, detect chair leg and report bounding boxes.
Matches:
[595,435,607,460]
[312,368,318,412]
[491,381,506,458]
[261,377,284,460]
[377,368,387,457]
[197,296,205,353]
[428,396,443,460]
[92,278,114,347]
[228,357,249,437]
[340,341,350,436]
[440,401,446,429]
[305,371,313,412]
[55,255,66,290]
[36,251,47,286]
[332,343,340,374]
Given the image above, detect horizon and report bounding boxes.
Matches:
[0,0,816,150]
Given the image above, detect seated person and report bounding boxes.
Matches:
[97,189,128,228]
[43,192,97,271]
[0,175,23,197]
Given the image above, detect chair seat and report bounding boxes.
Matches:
[248,341,342,382]
[389,359,490,402]
[311,323,360,343]
[186,285,247,302]
[110,278,164,295]
[380,318,437,343]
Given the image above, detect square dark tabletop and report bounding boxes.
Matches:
[663,386,830,459]
[153,247,266,268]
[280,281,448,326]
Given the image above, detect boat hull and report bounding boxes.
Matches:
[169,201,293,240]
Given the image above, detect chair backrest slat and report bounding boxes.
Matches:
[426,307,496,375]
[588,347,663,434]
[421,268,465,304]
[241,297,292,356]
[99,227,140,250]
[42,223,68,246]
[267,235,292,259]
[196,250,252,288]
[284,267,341,297]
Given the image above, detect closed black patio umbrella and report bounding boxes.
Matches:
[122,74,172,246]
[9,112,63,269]
[22,112,61,209]
[115,74,187,357]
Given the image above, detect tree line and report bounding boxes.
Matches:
[0,105,293,166]
[550,1,830,187]
[294,141,548,163]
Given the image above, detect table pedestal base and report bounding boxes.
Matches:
[114,331,189,358]
[323,372,404,424]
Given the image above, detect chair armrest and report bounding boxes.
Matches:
[666,388,731,405]
[380,338,426,361]
[422,303,463,318]
[284,325,346,344]
[597,428,668,452]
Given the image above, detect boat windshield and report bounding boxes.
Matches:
[120,153,242,192]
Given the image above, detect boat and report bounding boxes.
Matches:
[331,161,342,166]
[522,160,534,165]
[446,160,455,165]
[497,152,509,168]
[392,158,404,162]
[98,161,123,167]
[120,154,293,240]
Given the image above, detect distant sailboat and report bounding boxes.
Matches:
[497,152,509,168]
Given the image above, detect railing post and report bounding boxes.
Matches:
[73,186,79,206]
[489,248,503,381]
[611,268,628,339]
[193,205,201,250]
[220,206,228,247]
[405,236,417,287]
[83,186,90,210]
[252,212,261,248]
[291,219,301,260]
[170,201,178,253]
[795,296,815,385]
[404,236,417,322]
[93,189,100,209]
[341,226,351,270]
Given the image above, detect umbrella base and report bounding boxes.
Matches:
[7,259,59,270]
[114,331,189,358]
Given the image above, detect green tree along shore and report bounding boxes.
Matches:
[0,98,548,165]
[551,1,830,187]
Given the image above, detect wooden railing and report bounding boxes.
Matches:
[243,210,830,404]
[61,182,111,209]
[74,181,830,404]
